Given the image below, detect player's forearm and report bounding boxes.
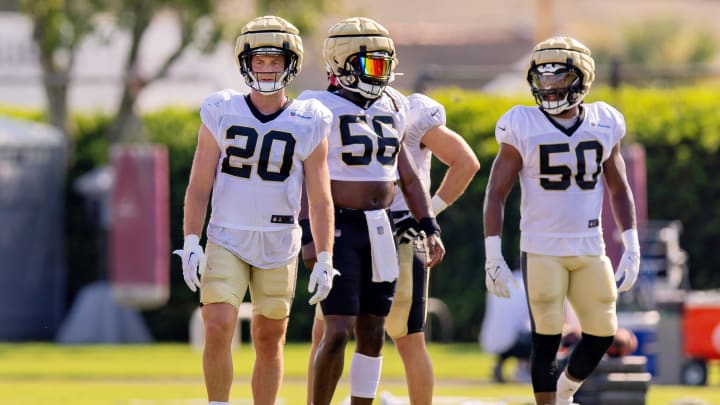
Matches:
[183,188,210,237]
[401,176,433,220]
[308,199,334,254]
[435,157,480,205]
[483,193,505,237]
[609,188,637,232]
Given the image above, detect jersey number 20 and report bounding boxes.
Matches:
[221,125,296,182]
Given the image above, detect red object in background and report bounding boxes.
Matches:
[109,144,170,310]
[602,144,648,268]
[683,291,720,360]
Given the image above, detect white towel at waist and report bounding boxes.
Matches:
[364,209,399,282]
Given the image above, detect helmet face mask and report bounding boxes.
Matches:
[240,46,295,94]
[235,16,303,95]
[526,36,595,115]
[528,63,583,115]
[324,17,397,99]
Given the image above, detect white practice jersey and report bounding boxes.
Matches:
[496,102,626,256]
[200,88,331,267]
[389,93,446,212]
[298,87,409,182]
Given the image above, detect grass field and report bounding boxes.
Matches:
[0,342,718,404]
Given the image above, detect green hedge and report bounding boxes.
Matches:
[4,85,719,341]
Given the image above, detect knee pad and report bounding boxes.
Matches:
[566,333,614,380]
[576,306,617,337]
[259,297,291,320]
[349,353,382,398]
[385,307,409,338]
[530,332,562,392]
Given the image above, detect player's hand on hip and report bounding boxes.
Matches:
[308,251,340,305]
[172,234,206,292]
[425,234,445,268]
[484,236,518,298]
[616,229,641,293]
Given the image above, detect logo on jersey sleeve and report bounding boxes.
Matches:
[290,111,313,120]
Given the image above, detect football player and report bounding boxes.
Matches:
[173,16,336,405]
[384,92,479,404]
[483,36,641,405]
[304,92,480,405]
[297,17,446,405]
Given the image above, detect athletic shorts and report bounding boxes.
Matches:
[522,252,617,336]
[201,241,297,320]
[320,207,396,316]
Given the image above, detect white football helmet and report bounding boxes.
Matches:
[323,17,397,99]
[526,36,595,115]
[235,15,303,94]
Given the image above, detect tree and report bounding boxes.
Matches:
[591,17,718,88]
[20,0,222,143]
[21,0,337,145]
[102,0,222,142]
[21,0,101,136]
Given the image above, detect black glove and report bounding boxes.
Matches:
[392,211,420,244]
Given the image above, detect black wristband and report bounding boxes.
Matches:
[418,217,440,236]
[299,219,313,245]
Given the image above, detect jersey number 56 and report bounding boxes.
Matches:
[339,114,399,166]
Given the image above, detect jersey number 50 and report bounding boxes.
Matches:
[539,140,603,190]
[221,125,296,182]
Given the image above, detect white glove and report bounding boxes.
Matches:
[484,236,518,298]
[172,234,206,292]
[616,229,641,293]
[308,251,340,305]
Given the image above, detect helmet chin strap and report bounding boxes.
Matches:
[254,81,283,95]
[337,75,385,99]
[246,71,289,95]
[536,88,583,115]
[542,97,582,115]
[354,81,385,99]
[541,99,571,115]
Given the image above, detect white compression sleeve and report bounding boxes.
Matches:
[349,352,382,398]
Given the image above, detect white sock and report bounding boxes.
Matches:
[209,402,228,405]
[556,371,582,404]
